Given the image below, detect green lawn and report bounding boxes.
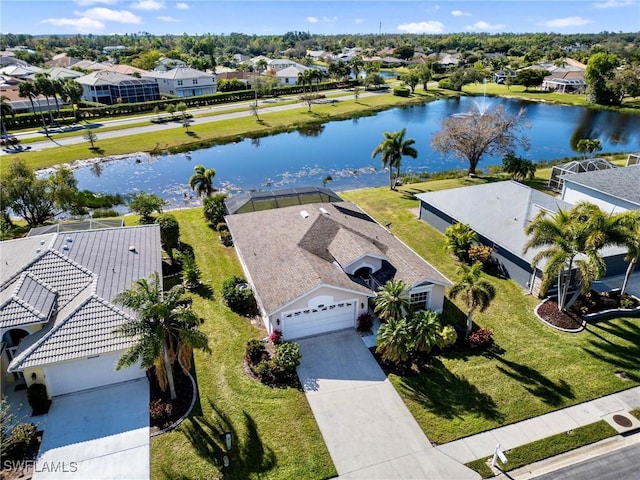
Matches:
[341,182,640,445]
[1,90,449,174]
[138,210,335,480]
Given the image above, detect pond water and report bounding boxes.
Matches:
[71,96,640,209]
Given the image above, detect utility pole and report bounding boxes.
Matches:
[379,22,382,35]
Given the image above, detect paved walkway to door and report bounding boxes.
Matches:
[296,330,480,479]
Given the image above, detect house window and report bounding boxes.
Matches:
[177,80,183,86]
[410,290,431,311]
[192,79,198,85]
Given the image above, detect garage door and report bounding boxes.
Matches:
[282,300,356,340]
[44,353,144,397]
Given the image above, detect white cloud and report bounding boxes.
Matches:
[81,7,142,23]
[593,0,636,7]
[465,20,505,31]
[73,0,117,5]
[157,15,179,22]
[42,16,105,32]
[307,15,337,24]
[451,9,470,16]
[354,18,364,25]
[131,0,165,10]
[176,2,189,9]
[307,16,319,23]
[322,16,337,23]
[397,21,445,33]
[538,16,591,28]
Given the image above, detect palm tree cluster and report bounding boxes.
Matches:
[502,152,537,182]
[371,128,418,190]
[524,202,640,311]
[374,279,457,365]
[113,271,210,400]
[297,68,323,94]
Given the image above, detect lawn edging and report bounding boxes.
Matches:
[464,420,618,478]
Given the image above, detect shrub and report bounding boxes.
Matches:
[620,297,636,309]
[219,230,233,246]
[393,86,411,97]
[27,383,50,416]
[149,399,173,424]
[222,276,256,315]
[269,329,283,344]
[274,342,302,372]
[253,359,277,382]
[469,245,493,265]
[156,213,180,254]
[356,312,374,333]
[8,423,38,459]
[468,327,494,348]
[92,208,119,218]
[180,252,201,289]
[245,340,267,365]
[203,193,228,226]
[444,223,478,263]
[437,325,458,349]
[216,222,228,232]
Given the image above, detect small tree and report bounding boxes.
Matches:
[449,262,496,339]
[353,86,363,103]
[166,104,176,118]
[180,251,201,290]
[444,223,478,263]
[129,192,165,224]
[203,193,228,225]
[514,69,549,91]
[576,138,602,159]
[156,213,180,256]
[83,130,98,149]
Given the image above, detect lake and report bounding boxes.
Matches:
[72,96,640,209]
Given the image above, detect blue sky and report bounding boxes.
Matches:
[2,0,638,36]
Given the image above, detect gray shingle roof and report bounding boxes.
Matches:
[416,180,572,264]
[226,201,451,316]
[9,296,135,370]
[1,225,161,371]
[562,166,640,206]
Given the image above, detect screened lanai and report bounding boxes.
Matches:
[548,158,616,192]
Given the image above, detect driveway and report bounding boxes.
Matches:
[34,379,149,480]
[296,330,479,479]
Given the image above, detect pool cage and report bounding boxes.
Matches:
[224,187,343,215]
[547,158,617,192]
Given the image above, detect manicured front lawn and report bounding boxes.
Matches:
[136,210,335,480]
[341,182,640,444]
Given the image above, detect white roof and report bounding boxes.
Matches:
[143,67,214,81]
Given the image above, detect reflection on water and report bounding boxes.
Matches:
[69,97,640,209]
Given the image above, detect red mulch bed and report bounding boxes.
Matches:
[537,300,585,331]
[149,366,194,433]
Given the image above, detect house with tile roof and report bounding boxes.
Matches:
[0,225,161,398]
[143,67,216,97]
[226,199,451,340]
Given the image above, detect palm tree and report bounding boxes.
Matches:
[374,279,410,322]
[523,202,620,311]
[350,56,364,80]
[408,310,443,354]
[444,223,478,263]
[615,211,640,297]
[376,316,411,364]
[1,95,13,137]
[35,73,56,124]
[61,78,83,122]
[188,164,216,197]
[449,262,496,339]
[502,152,537,182]
[113,272,210,400]
[371,128,418,190]
[310,68,323,93]
[18,81,48,134]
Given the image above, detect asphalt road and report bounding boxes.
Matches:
[533,444,640,480]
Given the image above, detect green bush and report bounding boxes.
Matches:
[222,276,256,315]
[253,359,278,382]
[274,342,302,372]
[203,193,228,226]
[156,213,180,254]
[216,222,229,232]
[8,423,38,459]
[92,208,119,218]
[26,383,50,416]
[393,86,411,97]
[180,251,201,289]
[438,325,458,349]
[245,340,267,365]
[219,230,233,246]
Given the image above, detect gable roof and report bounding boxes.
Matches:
[1,225,161,371]
[562,166,640,207]
[143,67,214,81]
[275,65,307,78]
[226,201,451,316]
[416,181,572,264]
[76,71,156,87]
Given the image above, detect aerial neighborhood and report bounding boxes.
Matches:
[1,2,640,479]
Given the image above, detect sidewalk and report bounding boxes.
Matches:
[435,386,640,464]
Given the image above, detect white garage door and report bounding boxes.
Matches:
[282,300,356,340]
[44,353,144,397]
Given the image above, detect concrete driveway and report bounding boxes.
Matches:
[297,330,479,479]
[34,379,149,480]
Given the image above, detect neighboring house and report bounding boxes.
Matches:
[267,58,306,72]
[76,71,160,104]
[560,165,640,213]
[0,64,43,79]
[72,59,111,71]
[143,67,216,97]
[45,53,80,68]
[215,71,253,86]
[154,56,187,72]
[1,86,53,114]
[416,180,635,295]
[232,54,250,64]
[39,66,83,80]
[102,64,149,77]
[226,198,451,340]
[493,70,516,84]
[0,225,162,398]
[275,65,308,85]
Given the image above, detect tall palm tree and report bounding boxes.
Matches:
[449,262,496,339]
[34,73,55,124]
[61,78,83,122]
[523,202,619,311]
[371,128,418,190]
[188,164,216,197]
[310,68,323,92]
[18,81,48,134]
[615,211,640,297]
[1,95,13,137]
[297,69,312,93]
[113,271,210,400]
[374,278,410,322]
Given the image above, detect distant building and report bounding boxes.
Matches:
[76,71,160,105]
[153,57,187,72]
[143,67,215,97]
